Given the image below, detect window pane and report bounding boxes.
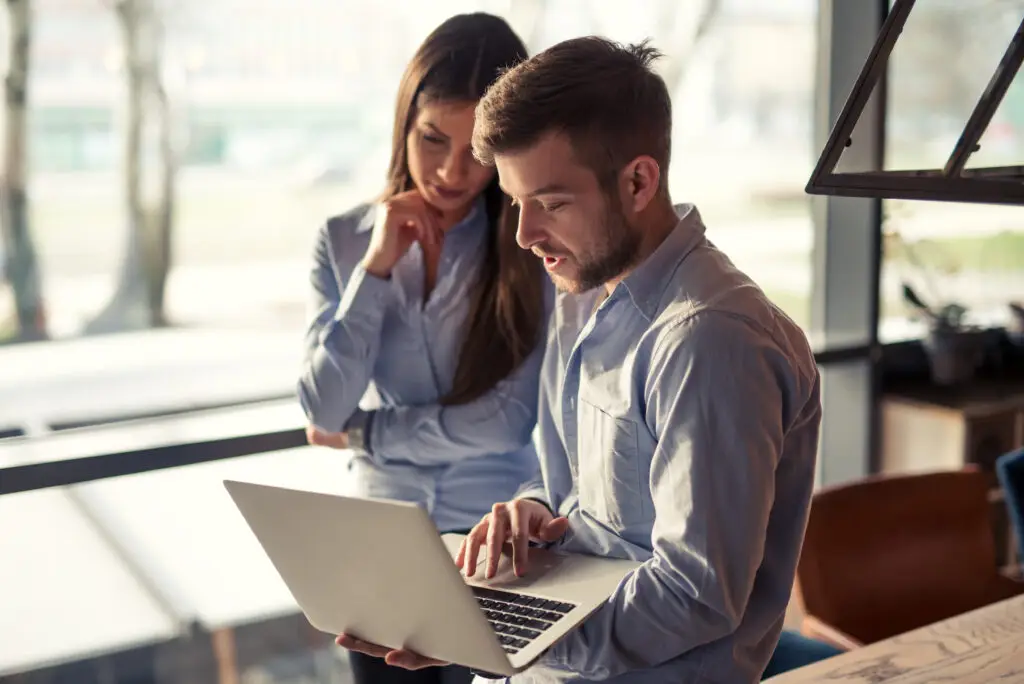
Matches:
[1,0,816,431]
[818,359,873,487]
[885,0,1023,172]
[881,0,1024,341]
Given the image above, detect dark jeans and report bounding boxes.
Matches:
[348,650,474,684]
[761,630,844,680]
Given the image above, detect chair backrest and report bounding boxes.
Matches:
[796,468,999,644]
[996,448,1024,565]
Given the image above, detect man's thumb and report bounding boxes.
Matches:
[538,516,570,541]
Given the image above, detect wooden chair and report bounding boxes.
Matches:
[794,468,1023,649]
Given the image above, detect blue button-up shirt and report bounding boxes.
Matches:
[298,199,545,533]
[502,205,821,683]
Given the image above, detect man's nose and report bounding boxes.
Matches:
[515,205,543,250]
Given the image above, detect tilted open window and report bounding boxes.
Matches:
[808,0,1024,205]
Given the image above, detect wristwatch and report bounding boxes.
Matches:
[343,410,374,454]
[469,669,505,680]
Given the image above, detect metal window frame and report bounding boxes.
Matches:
[807,0,1024,206]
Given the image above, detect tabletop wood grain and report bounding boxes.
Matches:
[766,595,1024,682]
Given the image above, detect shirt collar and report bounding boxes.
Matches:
[615,203,706,321]
[445,195,486,245]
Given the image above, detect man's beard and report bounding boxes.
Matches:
[553,204,641,294]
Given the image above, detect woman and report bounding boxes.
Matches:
[297,13,547,684]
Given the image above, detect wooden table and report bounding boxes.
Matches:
[766,595,1024,682]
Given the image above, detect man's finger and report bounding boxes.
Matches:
[486,504,510,579]
[539,516,570,542]
[336,634,390,659]
[454,536,468,569]
[463,522,488,577]
[508,501,531,577]
[385,649,448,670]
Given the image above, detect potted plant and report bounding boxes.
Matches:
[903,283,989,385]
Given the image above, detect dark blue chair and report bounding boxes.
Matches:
[996,448,1024,567]
[761,629,844,680]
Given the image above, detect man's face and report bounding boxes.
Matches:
[495,133,641,294]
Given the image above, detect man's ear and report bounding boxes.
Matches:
[618,155,661,213]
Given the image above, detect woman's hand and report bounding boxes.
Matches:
[361,190,444,279]
[306,425,349,449]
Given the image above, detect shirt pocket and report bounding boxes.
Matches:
[577,397,649,528]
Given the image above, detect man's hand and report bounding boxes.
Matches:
[306,425,349,449]
[336,634,448,670]
[457,499,569,579]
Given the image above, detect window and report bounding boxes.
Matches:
[0,1,822,678]
[880,0,1024,342]
[0,0,820,440]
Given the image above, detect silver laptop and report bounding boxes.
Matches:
[224,479,641,677]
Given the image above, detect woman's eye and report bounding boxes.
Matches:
[422,133,446,146]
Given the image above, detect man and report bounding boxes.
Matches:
[338,36,821,683]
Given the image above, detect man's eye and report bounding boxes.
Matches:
[542,202,565,212]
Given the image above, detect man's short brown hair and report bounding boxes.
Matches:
[473,36,672,189]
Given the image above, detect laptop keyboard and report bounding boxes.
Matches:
[470,586,577,654]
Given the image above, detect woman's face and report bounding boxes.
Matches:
[406,99,494,219]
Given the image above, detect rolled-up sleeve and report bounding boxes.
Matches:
[540,313,788,680]
[298,221,394,433]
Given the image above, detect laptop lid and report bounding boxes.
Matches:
[223,480,515,674]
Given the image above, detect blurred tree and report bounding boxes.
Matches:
[654,0,721,95]
[1,0,46,342]
[87,0,177,333]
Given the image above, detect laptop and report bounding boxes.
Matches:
[223,480,642,676]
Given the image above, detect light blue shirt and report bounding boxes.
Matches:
[298,199,545,533]
[502,205,821,683]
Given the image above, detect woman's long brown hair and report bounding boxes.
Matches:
[382,13,545,407]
